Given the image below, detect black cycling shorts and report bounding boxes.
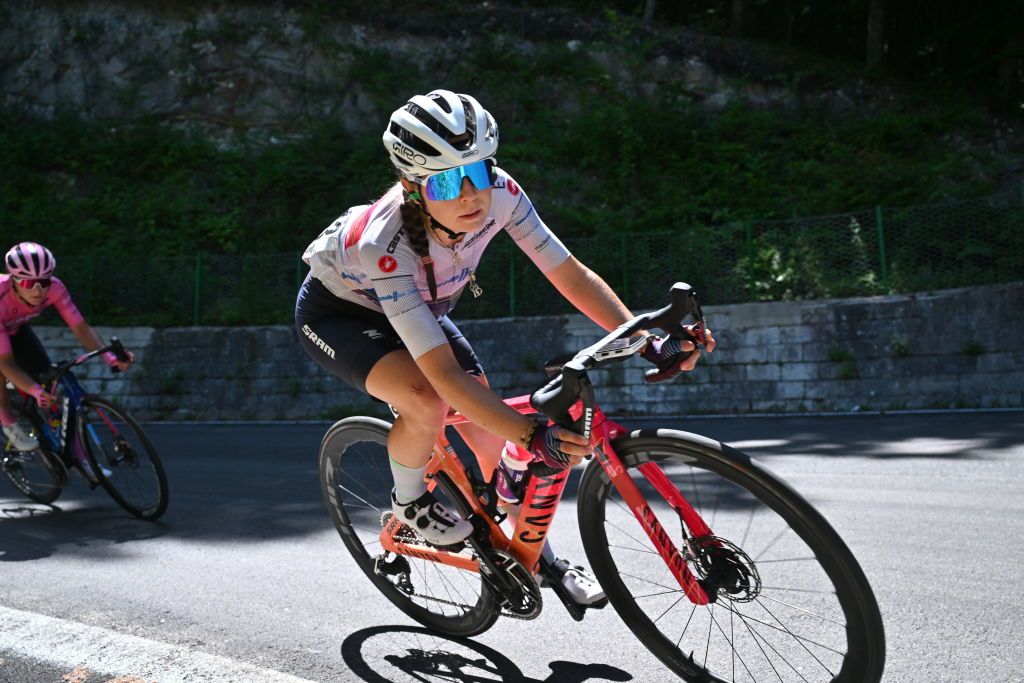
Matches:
[5,326,52,382]
[294,275,484,396]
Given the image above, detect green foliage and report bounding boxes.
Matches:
[891,334,910,358]
[1,4,1020,326]
[0,112,389,257]
[828,346,855,363]
[962,341,986,357]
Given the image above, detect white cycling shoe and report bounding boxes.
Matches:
[547,558,607,606]
[391,489,474,547]
[2,422,39,452]
[79,459,112,483]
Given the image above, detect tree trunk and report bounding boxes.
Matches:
[866,0,886,69]
[643,0,657,25]
[731,0,746,38]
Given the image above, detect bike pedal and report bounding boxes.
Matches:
[537,556,598,622]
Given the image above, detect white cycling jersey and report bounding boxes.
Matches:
[303,168,571,359]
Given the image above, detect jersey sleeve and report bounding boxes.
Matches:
[0,330,11,357]
[359,237,449,360]
[494,171,572,273]
[46,279,85,329]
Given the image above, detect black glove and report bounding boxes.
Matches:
[527,423,574,471]
[641,333,695,383]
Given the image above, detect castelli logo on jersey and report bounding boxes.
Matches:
[378,256,397,273]
[507,179,520,196]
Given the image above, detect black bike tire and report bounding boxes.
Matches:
[1,403,62,504]
[319,417,500,637]
[80,396,169,520]
[577,430,885,682]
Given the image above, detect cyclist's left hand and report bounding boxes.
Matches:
[103,350,135,371]
[642,324,716,383]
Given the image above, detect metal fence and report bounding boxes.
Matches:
[55,191,1024,326]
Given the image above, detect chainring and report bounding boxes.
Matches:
[481,549,542,619]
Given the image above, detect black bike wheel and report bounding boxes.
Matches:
[1,404,63,504]
[578,430,885,682]
[79,396,168,520]
[319,417,500,637]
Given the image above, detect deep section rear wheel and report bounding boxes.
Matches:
[1,404,64,504]
[79,396,168,520]
[319,417,499,637]
[577,430,885,682]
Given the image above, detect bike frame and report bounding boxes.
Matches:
[17,351,123,471]
[378,394,713,606]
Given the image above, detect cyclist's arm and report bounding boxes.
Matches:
[69,321,131,369]
[545,255,717,368]
[414,345,589,458]
[69,321,105,354]
[544,255,635,331]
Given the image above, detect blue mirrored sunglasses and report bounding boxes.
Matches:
[423,159,496,201]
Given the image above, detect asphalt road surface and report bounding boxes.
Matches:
[1,411,1022,683]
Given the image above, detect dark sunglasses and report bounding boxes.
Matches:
[15,277,52,290]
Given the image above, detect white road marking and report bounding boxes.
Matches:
[0,605,316,683]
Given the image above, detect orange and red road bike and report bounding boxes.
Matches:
[319,283,885,682]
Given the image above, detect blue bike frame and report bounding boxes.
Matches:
[33,371,90,468]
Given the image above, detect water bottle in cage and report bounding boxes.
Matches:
[495,440,533,506]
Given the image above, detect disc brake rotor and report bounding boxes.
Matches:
[690,535,761,603]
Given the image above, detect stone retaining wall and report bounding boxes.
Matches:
[28,282,1023,420]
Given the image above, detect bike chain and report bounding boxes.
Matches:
[378,513,542,621]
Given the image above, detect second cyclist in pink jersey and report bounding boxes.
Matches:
[0,242,133,458]
[296,89,714,604]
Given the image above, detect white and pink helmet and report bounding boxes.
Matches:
[5,242,56,279]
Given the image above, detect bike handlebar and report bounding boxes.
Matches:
[41,337,130,385]
[529,282,706,437]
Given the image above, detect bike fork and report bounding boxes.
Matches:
[594,441,712,605]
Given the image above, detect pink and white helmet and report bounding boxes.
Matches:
[5,242,56,279]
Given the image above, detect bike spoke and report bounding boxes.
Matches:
[618,571,683,593]
[607,542,660,556]
[759,594,847,626]
[605,518,659,554]
[675,602,699,650]
[733,609,796,683]
[754,525,792,562]
[715,602,846,658]
[652,593,687,624]
[708,604,760,682]
[757,598,839,676]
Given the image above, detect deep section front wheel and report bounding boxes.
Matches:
[79,396,168,520]
[577,429,885,682]
[1,404,64,504]
[319,417,500,637]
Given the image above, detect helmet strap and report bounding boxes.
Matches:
[405,187,467,242]
[430,218,466,241]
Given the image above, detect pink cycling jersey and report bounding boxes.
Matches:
[0,275,84,356]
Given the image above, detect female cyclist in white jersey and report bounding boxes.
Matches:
[296,89,714,604]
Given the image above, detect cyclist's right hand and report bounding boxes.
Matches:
[28,384,56,409]
[527,423,589,470]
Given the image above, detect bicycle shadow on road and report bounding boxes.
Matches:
[340,625,632,683]
[0,497,166,562]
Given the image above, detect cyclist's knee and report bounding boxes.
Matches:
[392,381,447,429]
